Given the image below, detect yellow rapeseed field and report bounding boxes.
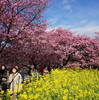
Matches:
[0,67,99,100]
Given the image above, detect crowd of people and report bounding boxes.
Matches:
[0,64,52,96]
[0,65,24,94]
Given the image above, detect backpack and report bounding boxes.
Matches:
[0,76,2,84]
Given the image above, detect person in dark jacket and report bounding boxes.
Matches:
[15,66,24,84]
[28,67,31,76]
[0,65,9,92]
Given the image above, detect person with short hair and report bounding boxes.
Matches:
[31,65,39,79]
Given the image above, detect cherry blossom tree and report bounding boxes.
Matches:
[70,35,99,68]
[0,0,99,69]
[44,28,99,68]
[0,0,51,55]
[6,26,99,69]
[1,25,99,69]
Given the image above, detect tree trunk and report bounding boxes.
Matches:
[63,54,71,67]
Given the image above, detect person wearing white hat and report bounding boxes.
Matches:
[30,65,39,79]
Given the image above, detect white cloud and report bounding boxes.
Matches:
[69,9,72,13]
[46,22,99,38]
[47,18,57,25]
[53,24,72,29]
[80,20,87,24]
[60,25,72,29]
[63,4,71,10]
[46,24,72,32]
[61,0,68,4]
[71,22,99,37]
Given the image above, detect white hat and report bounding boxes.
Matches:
[31,65,34,68]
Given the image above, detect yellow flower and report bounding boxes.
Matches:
[34,93,39,99]
[46,90,49,95]
[44,98,47,100]
[62,96,67,100]
[31,73,34,75]
[28,80,30,82]
[95,85,98,88]
[64,89,68,94]
[13,89,17,93]
[49,98,52,100]
[10,96,12,98]
[23,94,28,99]
[29,94,34,99]
[0,90,4,94]
[24,81,26,84]
[10,67,99,100]
[6,89,11,95]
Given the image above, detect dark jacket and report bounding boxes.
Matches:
[18,68,24,83]
[0,69,9,85]
[28,68,31,76]
[0,76,2,84]
[0,68,9,92]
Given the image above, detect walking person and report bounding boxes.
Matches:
[39,66,43,75]
[31,65,39,79]
[9,66,22,100]
[43,67,48,75]
[0,65,9,92]
[28,67,31,76]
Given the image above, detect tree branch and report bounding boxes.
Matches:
[22,63,30,69]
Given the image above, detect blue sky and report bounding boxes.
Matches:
[43,0,99,37]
